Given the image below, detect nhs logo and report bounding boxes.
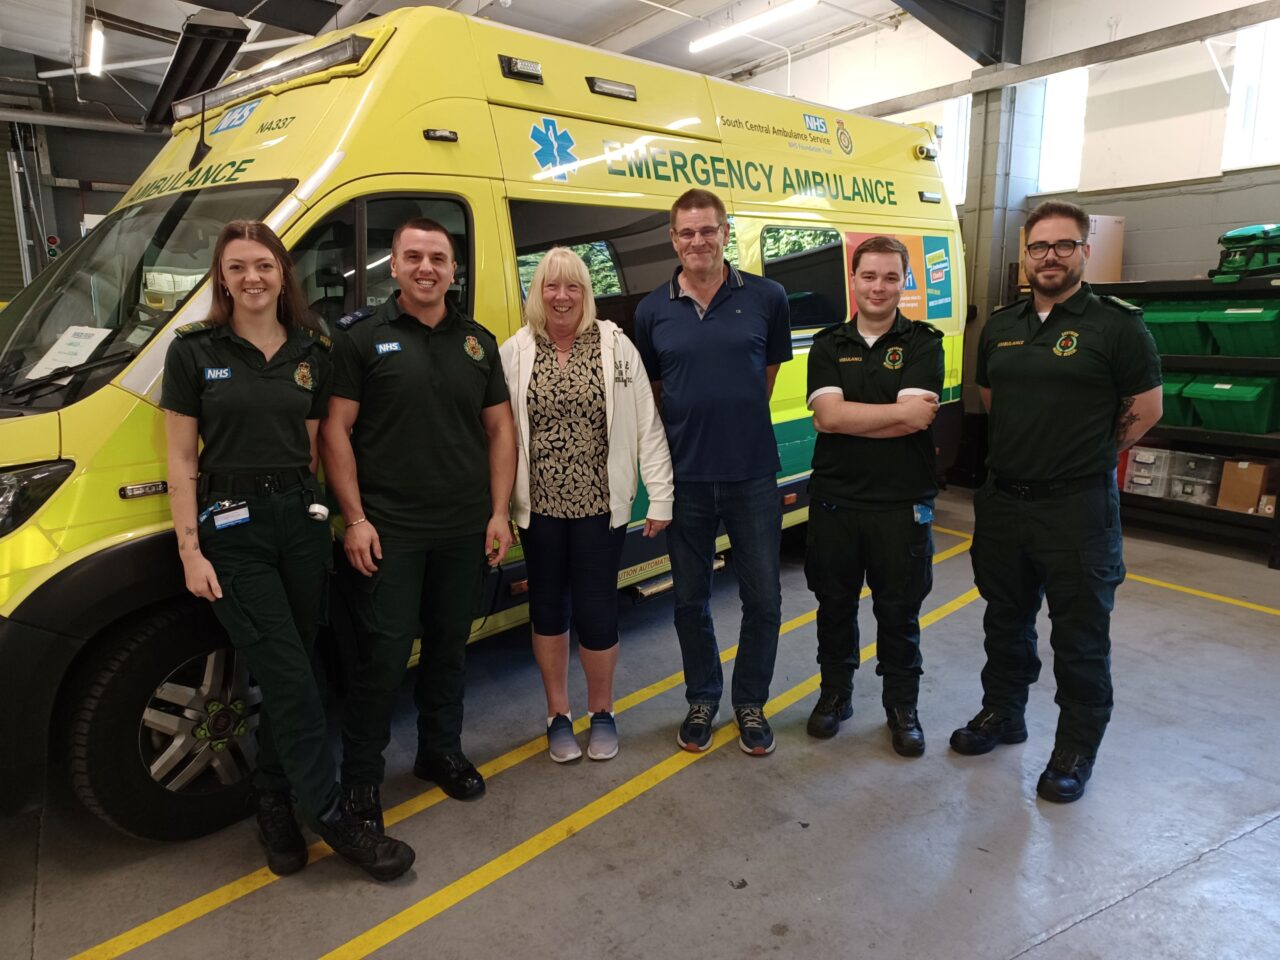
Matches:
[803,114,828,134]
[375,342,402,355]
[204,367,232,380]
[212,100,262,135]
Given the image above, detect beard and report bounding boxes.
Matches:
[1027,258,1085,298]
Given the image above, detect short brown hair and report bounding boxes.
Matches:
[851,235,910,274]
[669,188,727,230]
[207,220,322,334]
[1025,200,1089,239]
[392,216,456,259]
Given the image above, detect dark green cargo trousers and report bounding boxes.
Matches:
[338,532,488,787]
[804,500,934,706]
[970,475,1126,759]
[199,479,338,819]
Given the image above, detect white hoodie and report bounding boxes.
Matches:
[500,320,674,529]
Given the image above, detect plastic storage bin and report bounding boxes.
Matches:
[1127,446,1173,478]
[1141,302,1216,355]
[1170,451,1224,483]
[1182,377,1280,434]
[1167,476,1220,506]
[1160,373,1197,427]
[1199,302,1280,357]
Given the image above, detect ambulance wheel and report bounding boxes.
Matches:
[68,601,261,841]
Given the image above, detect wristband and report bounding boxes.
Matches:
[347,517,369,527]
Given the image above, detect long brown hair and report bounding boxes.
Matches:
[206,220,323,333]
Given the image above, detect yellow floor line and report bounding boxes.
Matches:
[1127,574,1280,617]
[933,524,973,540]
[71,542,972,960]
[320,585,983,960]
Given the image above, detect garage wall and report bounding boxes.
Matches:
[1036,164,1280,281]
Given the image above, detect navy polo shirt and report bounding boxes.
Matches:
[635,263,792,482]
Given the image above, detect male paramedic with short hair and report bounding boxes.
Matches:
[950,199,1162,803]
[804,235,943,755]
[321,217,516,832]
[634,188,792,757]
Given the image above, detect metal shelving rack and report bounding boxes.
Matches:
[1093,278,1280,569]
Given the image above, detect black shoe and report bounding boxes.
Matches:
[806,691,852,739]
[886,704,925,757]
[1037,749,1094,803]
[413,751,486,800]
[315,801,415,882]
[949,709,1028,756]
[342,784,385,835]
[676,703,718,752]
[255,789,308,877]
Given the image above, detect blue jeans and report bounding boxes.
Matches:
[666,475,783,709]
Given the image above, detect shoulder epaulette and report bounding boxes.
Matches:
[173,320,215,338]
[1101,295,1142,314]
[812,322,843,340]
[990,301,1022,315]
[466,317,497,340]
[914,320,944,337]
[336,308,373,330]
[302,328,333,351]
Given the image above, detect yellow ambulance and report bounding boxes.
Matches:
[0,7,964,838]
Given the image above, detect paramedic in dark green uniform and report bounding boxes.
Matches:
[950,200,1162,803]
[163,220,414,881]
[804,235,944,756]
[321,217,516,830]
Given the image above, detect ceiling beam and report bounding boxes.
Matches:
[858,0,1280,116]
[590,0,727,53]
[196,0,341,37]
[893,0,1024,67]
[0,106,162,134]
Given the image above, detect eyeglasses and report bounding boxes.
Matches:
[674,226,724,242]
[1026,239,1086,259]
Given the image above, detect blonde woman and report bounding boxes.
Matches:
[500,247,673,762]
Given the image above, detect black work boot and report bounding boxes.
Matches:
[949,709,1029,756]
[342,784,385,835]
[1036,748,1094,803]
[255,789,308,877]
[806,691,852,739]
[316,801,415,882]
[886,704,926,757]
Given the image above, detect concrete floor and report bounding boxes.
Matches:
[5,489,1279,960]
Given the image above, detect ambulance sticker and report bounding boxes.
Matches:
[884,346,905,370]
[531,117,578,182]
[1053,331,1080,357]
[836,119,853,156]
[464,335,485,361]
[294,361,313,390]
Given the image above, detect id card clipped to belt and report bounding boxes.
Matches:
[912,502,934,525]
[200,499,252,530]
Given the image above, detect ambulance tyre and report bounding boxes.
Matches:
[68,601,260,841]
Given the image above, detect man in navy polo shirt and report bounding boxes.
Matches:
[635,188,793,756]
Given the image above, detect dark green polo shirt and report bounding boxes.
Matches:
[161,322,332,473]
[807,311,944,509]
[977,282,1161,481]
[331,294,508,539]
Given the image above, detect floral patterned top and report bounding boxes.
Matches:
[528,324,610,518]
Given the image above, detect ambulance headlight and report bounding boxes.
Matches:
[0,461,74,537]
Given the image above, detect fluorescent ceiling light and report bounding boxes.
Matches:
[688,0,818,54]
[88,20,105,76]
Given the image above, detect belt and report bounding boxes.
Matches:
[992,472,1110,501]
[198,468,311,497]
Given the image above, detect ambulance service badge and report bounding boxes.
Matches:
[884,346,905,370]
[464,335,485,361]
[1053,331,1079,357]
[294,361,313,390]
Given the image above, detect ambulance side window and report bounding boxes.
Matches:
[760,226,847,330]
[291,208,358,329]
[365,197,469,311]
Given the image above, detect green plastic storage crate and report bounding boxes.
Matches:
[1199,301,1280,356]
[1182,376,1280,434]
[1159,372,1197,427]
[1209,224,1280,282]
[1141,301,1216,355]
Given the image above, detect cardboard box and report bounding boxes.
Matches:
[1018,215,1125,286]
[1216,460,1277,514]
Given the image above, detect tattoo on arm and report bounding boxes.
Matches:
[1115,396,1140,445]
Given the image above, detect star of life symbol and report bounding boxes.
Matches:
[531,118,578,182]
